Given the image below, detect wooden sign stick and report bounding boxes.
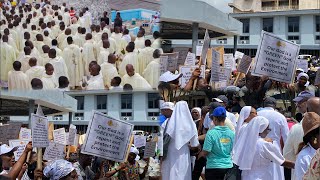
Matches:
[233,73,241,86]
[125,135,134,162]
[37,148,42,180]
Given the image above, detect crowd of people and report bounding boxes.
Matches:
[0,0,161,91]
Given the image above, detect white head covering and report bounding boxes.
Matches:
[43,159,75,180]
[130,145,140,160]
[191,107,201,120]
[166,101,198,150]
[233,116,269,170]
[235,106,251,141]
[297,72,310,87]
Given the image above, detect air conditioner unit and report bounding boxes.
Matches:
[219,40,224,44]
[75,117,81,121]
[123,117,130,121]
[291,40,297,44]
[240,40,247,44]
[54,117,62,121]
[150,116,158,121]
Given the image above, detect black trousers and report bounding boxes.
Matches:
[205,168,229,180]
[192,157,206,180]
[284,167,291,180]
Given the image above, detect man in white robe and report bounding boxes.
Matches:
[41,63,58,90]
[82,33,96,76]
[3,28,19,55]
[96,32,116,56]
[86,64,105,90]
[97,40,110,65]
[101,54,119,88]
[25,57,45,83]
[34,34,45,61]
[119,42,139,77]
[63,9,71,27]
[62,37,84,89]
[17,46,32,72]
[121,64,152,90]
[143,49,160,89]
[122,29,131,44]
[59,28,72,50]
[161,101,200,180]
[134,31,145,50]
[51,39,63,57]
[0,35,17,86]
[151,31,162,50]
[43,30,52,46]
[48,48,69,80]
[41,45,51,66]
[8,61,30,90]
[111,26,126,54]
[73,28,86,48]
[138,39,155,74]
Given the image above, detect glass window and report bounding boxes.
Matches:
[316,16,320,32]
[121,112,132,117]
[74,96,84,110]
[121,94,132,109]
[239,36,249,40]
[288,17,299,33]
[148,93,160,109]
[96,95,107,110]
[316,36,320,40]
[240,19,250,33]
[288,36,300,40]
[263,18,273,33]
[148,112,160,116]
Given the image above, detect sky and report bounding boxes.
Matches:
[213,0,233,13]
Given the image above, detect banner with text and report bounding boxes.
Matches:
[9,140,29,161]
[31,114,49,148]
[179,65,206,88]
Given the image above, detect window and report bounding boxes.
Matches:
[316,16,320,32]
[53,115,63,120]
[74,96,84,110]
[96,95,107,110]
[239,36,249,40]
[316,36,320,40]
[148,112,160,116]
[288,17,299,33]
[239,19,250,33]
[288,36,299,40]
[121,112,132,117]
[148,93,160,109]
[74,113,84,120]
[263,18,273,33]
[121,94,132,109]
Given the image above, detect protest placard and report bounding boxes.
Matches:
[211,49,221,82]
[200,30,210,65]
[68,125,77,145]
[43,142,65,161]
[81,111,134,162]
[19,128,32,141]
[234,51,244,60]
[296,59,308,73]
[206,48,213,67]
[162,53,179,72]
[134,135,146,148]
[48,122,54,140]
[185,52,196,66]
[315,68,320,86]
[196,45,203,56]
[224,54,235,70]
[159,55,168,75]
[9,140,29,161]
[144,141,157,158]
[53,128,67,145]
[173,47,190,66]
[31,114,49,148]
[179,65,206,88]
[6,122,22,142]
[237,55,253,74]
[0,125,8,144]
[252,31,300,83]
[214,46,225,65]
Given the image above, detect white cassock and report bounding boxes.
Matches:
[70,23,80,35]
[8,70,30,90]
[82,40,96,76]
[52,46,63,58]
[118,52,139,77]
[138,46,155,74]
[48,57,69,79]
[31,30,39,41]
[97,47,110,65]
[57,33,67,48]
[93,32,103,42]
[111,33,126,54]
[101,61,119,87]
[44,36,52,46]
[25,65,45,83]
[86,74,104,90]
[121,73,152,89]
[102,27,111,38]
[17,54,32,72]
[62,44,84,87]
[73,33,86,48]
[51,26,60,39]
[142,58,160,89]
[8,35,19,55]
[34,41,45,55]
[63,12,71,26]
[41,73,58,90]
[96,38,116,56]
[161,101,200,180]
[134,37,145,50]
[41,53,51,66]
[0,42,16,82]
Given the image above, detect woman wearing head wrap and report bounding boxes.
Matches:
[161,101,200,180]
[233,116,295,179]
[234,106,257,143]
[43,159,78,180]
[294,112,320,180]
[191,107,201,123]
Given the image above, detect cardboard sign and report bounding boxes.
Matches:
[196,46,203,56]
[159,55,168,75]
[206,48,213,67]
[53,128,67,145]
[166,52,179,72]
[237,55,253,74]
[48,122,54,140]
[134,135,146,148]
[173,47,190,66]
[31,114,49,148]
[179,65,206,88]
[296,59,308,73]
[200,30,210,65]
[185,52,196,66]
[9,140,29,161]
[224,54,235,70]
[43,142,65,161]
[19,128,32,141]
[6,122,23,143]
[210,49,221,82]
[68,124,77,145]
[144,141,157,158]
[315,68,320,86]
[81,111,134,162]
[213,46,225,65]
[252,31,300,83]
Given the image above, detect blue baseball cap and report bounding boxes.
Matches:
[211,107,227,118]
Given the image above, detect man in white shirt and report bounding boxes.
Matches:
[121,64,152,90]
[48,48,69,80]
[122,29,131,43]
[25,57,45,84]
[143,49,160,89]
[8,61,30,90]
[41,63,58,90]
[86,64,104,90]
[101,53,119,88]
[109,76,123,90]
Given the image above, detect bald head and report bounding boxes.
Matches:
[29,57,37,67]
[108,54,116,64]
[307,97,320,115]
[126,64,135,77]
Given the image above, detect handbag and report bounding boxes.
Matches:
[224,164,242,180]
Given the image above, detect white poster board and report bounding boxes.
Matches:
[200,30,210,65]
[224,54,234,70]
[134,135,146,148]
[173,47,190,66]
[234,51,244,60]
[252,31,300,83]
[166,52,179,72]
[179,65,206,88]
[81,111,134,162]
[159,55,168,75]
[68,124,77,145]
[43,142,65,161]
[53,128,67,145]
[296,59,308,73]
[19,128,32,141]
[210,49,221,82]
[9,140,29,161]
[196,46,203,56]
[31,114,49,148]
[144,141,157,158]
[185,52,196,66]
[237,55,253,74]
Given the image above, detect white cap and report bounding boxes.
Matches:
[0,144,17,156]
[212,98,223,103]
[160,102,175,111]
[159,71,182,82]
[296,68,304,72]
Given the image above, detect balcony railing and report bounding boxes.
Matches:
[262,5,299,11]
